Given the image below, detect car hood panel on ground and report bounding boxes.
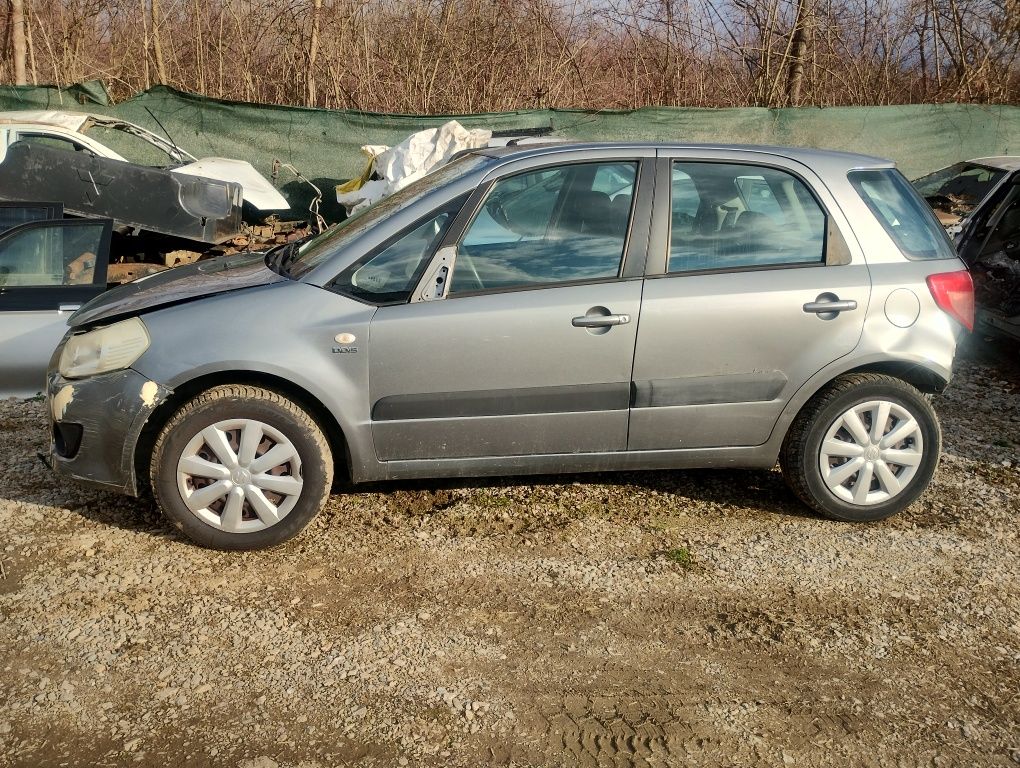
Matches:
[171,158,290,210]
[69,253,286,329]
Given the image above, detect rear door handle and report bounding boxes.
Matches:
[572,314,631,328]
[803,299,857,314]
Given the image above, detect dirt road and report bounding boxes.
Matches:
[1,340,1017,767]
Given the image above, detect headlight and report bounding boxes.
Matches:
[58,317,151,379]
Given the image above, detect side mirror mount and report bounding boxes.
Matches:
[413,245,457,302]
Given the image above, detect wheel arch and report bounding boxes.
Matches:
[838,360,949,395]
[766,354,951,459]
[133,369,351,494]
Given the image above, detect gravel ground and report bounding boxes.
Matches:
[1,337,1017,768]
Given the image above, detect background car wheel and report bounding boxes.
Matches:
[150,385,333,550]
[780,373,941,522]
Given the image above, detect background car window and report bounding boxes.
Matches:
[16,134,94,156]
[912,162,1006,209]
[0,203,62,234]
[849,169,957,260]
[453,161,637,293]
[669,162,826,273]
[0,223,105,287]
[335,205,458,304]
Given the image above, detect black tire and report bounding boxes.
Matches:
[150,385,333,550]
[780,374,941,522]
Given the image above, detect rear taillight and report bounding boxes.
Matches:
[926,270,974,331]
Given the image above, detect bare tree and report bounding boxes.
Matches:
[8,0,26,85]
[786,0,812,105]
[0,0,1015,110]
[150,0,168,84]
[306,0,322,107]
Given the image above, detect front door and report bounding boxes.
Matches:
[0,217,112,396]
[628,153,871,450]
[366,157,651,461]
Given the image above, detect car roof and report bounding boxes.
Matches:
[969,156,1020,171]
[0,109,92,131]
[477,141,894,172]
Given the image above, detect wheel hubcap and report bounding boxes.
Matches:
[176,418,304,533]
[819,400,924,506]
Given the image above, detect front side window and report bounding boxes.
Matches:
[451,161,637,294]
[669,162,826,273]
[850,169,957,260]
[334,201,461,304]
[0,222,106,288]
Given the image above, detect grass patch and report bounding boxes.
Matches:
[663,546,694,570]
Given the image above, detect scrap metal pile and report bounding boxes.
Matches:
[0,110,315,284]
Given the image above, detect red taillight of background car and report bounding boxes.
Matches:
[926,270,975,332]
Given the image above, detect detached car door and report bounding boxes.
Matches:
[364,152,654,461]
[628,151,870,450]
[0,218,112,397]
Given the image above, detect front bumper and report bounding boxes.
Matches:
[47,368,171,496]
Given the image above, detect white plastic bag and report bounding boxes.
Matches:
[336,121,491,213]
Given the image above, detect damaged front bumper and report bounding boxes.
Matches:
[47,368,171,496]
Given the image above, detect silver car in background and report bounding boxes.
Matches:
[45,143,973,550]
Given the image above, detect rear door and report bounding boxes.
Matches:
[0,218,112,396]
[628,151,870,450]
[364,152,654,461]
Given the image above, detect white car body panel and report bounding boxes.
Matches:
[0,111,289,211]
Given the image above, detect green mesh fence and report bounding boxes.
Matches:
[1,81,1017,215]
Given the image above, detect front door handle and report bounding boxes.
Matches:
[572,313,631,328]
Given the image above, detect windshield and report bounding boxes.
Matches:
[283,153,489,279]
[81,120,190,167]
[912,162,1007,222]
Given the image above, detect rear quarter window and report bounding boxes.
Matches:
[849,169,957,260]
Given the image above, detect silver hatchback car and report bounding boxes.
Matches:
[46,143,973,550]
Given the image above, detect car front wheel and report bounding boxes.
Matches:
[780,373,941,522]
[150,385,333,550]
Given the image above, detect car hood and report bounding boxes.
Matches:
[171,158,290,210]
[69,253,287,329]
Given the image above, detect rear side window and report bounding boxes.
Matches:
[668,161,826,273]
[849,169,956,260]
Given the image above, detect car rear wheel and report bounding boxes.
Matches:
[150,385,332,550]
[780,374,941,522]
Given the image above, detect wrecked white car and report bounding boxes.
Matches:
[0,110,289,245]
[914,157,1020,340]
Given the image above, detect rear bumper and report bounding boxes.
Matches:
[47,368,171,496]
